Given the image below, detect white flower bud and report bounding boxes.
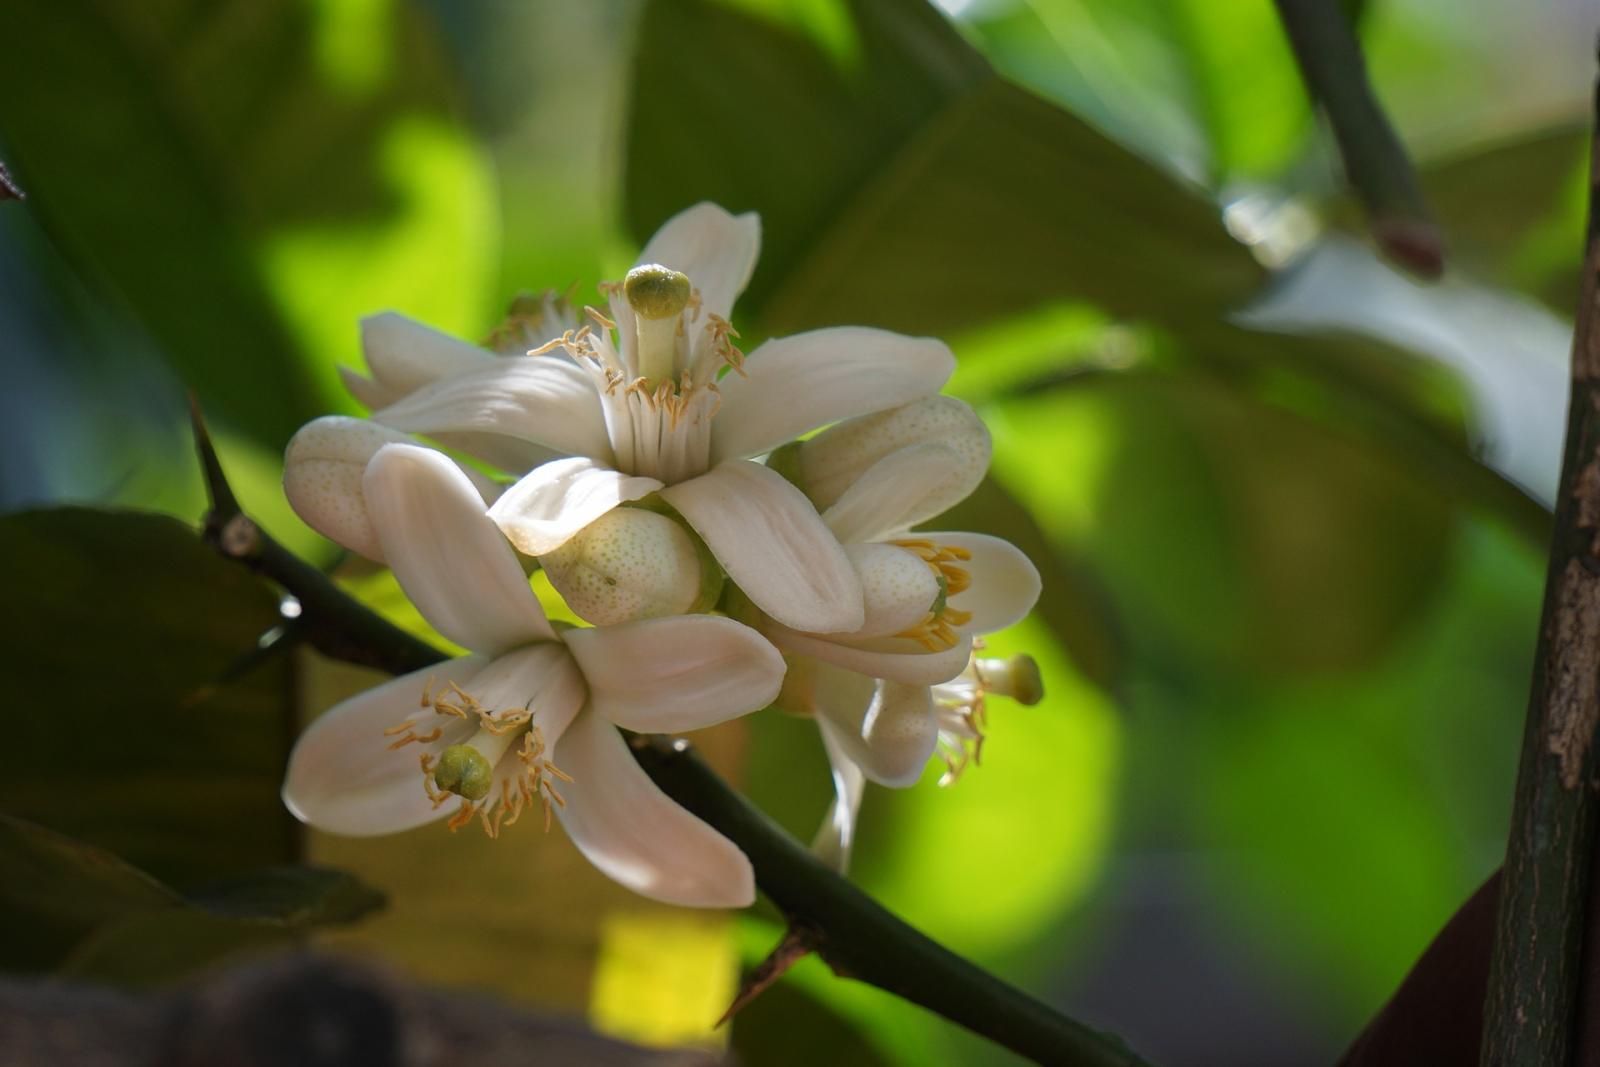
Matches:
[284,417,501,562]
[283,416,415,561]
[861,682,937,786]
[540,506,719,625]
[798,396,991,513]
[845,543,940,639]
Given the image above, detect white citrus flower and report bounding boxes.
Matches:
[282,443,784,908]
[346,202,956,634]
[753,396,1043,871]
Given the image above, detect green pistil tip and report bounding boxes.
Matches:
[624,263,691,319]
[929,575,950,618]
[432,744,494,800]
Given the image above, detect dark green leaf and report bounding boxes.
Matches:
[190,865,385,927]
[0,0,481,448]
[0,815,381,982]
[625,0,1262,338]
[0,507,294,886]
[0,815,180,972]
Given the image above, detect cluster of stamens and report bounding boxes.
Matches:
[382,679,573,839]
[933,645,1044,786]
[890,539,974,651]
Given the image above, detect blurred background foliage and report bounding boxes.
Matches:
[0,0,1591,1063]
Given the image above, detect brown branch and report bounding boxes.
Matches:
[1480,65,1600,1065]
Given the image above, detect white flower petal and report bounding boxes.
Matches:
[373,356,613,464]
[563,615,785,733]
[823,444,964,546]
[282,658,486,836]
[661,461,863,634]
[811,716,868,874]
[361,311,494,395]
[764,622,973,686]
[471,645,588,772]
[860,682,938,787]
[637,202,761,326]
[339,364,398,411]
[709,327,956,464]
[808,662,877,766]
[551,711,755,908]
[924,531,1042,634]
[365,444,554,654]
[487,457,662,556]
[428,432,561,478]
[800,396,991,515]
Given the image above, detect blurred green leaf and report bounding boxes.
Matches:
[0,507,294,886]
[0,0,495,450]
[0,814,382,984]
[625,0,1263,338]
[1420,126,1587,311]
[189,865,386,927]
[0,814,180,972]
[991,370,1454,679]
[957,0,1313,184]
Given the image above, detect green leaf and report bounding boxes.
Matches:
[189,865,386,927]
[0,814,180,972]
[0,0,495,450]
[624,0,1263,338]
[0,507,293,886]
[0,815,382,983]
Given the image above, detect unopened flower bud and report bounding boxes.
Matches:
[283,416,414,562]
[541,506,721,626]
[432,744,494,801]
[799,396,992,515]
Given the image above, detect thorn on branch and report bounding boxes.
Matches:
[189,394,242,526]
[718,923,821,1027]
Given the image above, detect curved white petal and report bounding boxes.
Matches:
[488,457,663,556]
[637,202,760,326]
[282,658,486,836]
[339,364,398,411]
[811,716,868,874]
[373,356,613,464]
[860,682,938,787]
[661,461,863,634]
[551,711,755,907]
[823,444,963,546]
[563,615,785,733]
[429,432,561,478]
[362,311,494,395]
[365,444,554,654]
[800,396,991,514]
[764,622,972,686]
[924,531,1042,634]
[710,328,956,464]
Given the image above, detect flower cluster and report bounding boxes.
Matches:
[281,203,1043,907]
